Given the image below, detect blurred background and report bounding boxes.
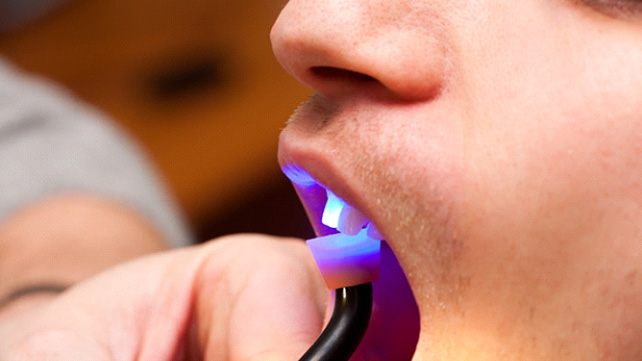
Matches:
[0,0,315,242]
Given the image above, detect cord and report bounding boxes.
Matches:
[298,282,373,361]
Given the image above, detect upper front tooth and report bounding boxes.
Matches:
[337,204,369,236]
[322,189,346,229]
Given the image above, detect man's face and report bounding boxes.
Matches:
[272,1,642,359]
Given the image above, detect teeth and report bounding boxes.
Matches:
[322,189,346,229]
[337,204,369,236]
[322,189,383,240]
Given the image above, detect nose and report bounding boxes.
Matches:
[271,0,447,101]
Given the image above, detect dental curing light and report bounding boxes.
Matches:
[298,192,382,361]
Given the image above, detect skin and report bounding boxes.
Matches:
[0,198,415,360]
[272,0,642,359]
[0,233,328,361]
[0,197,334,361]
[2,1,642,360]
[0,195,169,322]
[0,195,413,360]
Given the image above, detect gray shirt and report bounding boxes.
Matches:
[0,58,193,247]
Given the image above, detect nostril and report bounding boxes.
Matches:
[310,66,376,83]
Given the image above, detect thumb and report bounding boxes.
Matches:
[191,235,329,361]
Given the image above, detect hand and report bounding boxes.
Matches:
[0,234,328,360]
[0,234,419,360]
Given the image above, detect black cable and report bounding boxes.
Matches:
[298,282,373,361]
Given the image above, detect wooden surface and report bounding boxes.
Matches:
[0,0,311,232]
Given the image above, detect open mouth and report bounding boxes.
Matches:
[283,163,421,359]
[282,163,385,289]
[281,163,384,239]
[308,188,384,290]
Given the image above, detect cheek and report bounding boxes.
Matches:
[472,68,642,247]
[460,0,642,257]
[455,5,642,348]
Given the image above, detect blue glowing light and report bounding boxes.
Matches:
[281,164,317,186]
[322,190,346,229]
[306,228,382,289]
